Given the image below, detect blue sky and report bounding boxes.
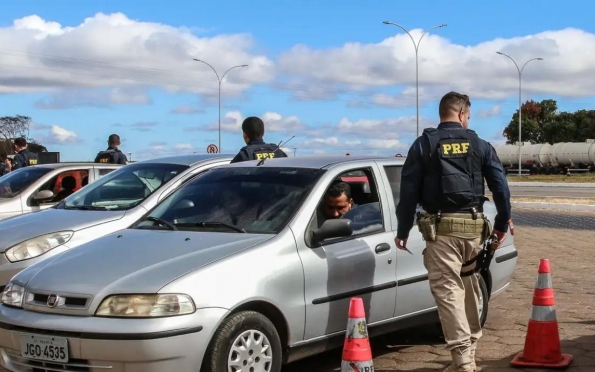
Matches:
[1,0,595,161]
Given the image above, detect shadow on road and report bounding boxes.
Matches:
[282,324,446,371]
[283,328,595,371]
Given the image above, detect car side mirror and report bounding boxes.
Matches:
[33,190,55,203]
[311,219,353,246]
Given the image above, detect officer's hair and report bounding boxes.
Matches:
[13,137,27,147]
[439,91,471,118]
[242,117,265,140]
[325,181,352,200]
[108,134,121,146]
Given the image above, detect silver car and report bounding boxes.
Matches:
[0,163,123,221]
[0,154,232,290]
[0,155,518,372]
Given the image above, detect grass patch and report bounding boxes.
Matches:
[507,173,595,183]
[512,196,595,205]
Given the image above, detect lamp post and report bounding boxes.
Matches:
[383,21,447,137]
[192,59,248,153]
[496,52,543,176]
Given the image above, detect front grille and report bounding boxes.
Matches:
[3,350,112,371]
[25,291,91,313]
[31,294,87,308]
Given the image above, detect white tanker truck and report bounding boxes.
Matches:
[494,139,595,175]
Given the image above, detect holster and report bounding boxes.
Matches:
[416,211,437,242]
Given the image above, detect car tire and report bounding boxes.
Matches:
[433,274,490,338]
[478,274,489,328]
[202,310,282,372]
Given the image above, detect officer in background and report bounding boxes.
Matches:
[230,116,288,163]
[395,91,511,372]
[0,155,11,176]
[94,134,128,164]
[12,138,39,170]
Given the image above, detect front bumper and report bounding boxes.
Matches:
[0,305,229,372]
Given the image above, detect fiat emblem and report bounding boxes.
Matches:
[47,294,59,308]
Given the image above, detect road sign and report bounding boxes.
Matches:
[207,144,219,154]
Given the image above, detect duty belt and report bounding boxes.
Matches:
[460,233,501,277]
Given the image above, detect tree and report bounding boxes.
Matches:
[0,116,48,155]
[503,100,595,144]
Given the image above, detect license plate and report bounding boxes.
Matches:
[20,333,69,363]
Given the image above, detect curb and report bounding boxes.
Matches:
[506,182,595,188]
[512,201,595,212]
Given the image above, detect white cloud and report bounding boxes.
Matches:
[31,124,79,145]
[476,104,502,119]
[0,12,275,101]
[170,105,205,115]
[196,110,306,134]
[278,27,595,101]
[133,141,200,161]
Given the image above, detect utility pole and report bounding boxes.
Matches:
[496,52,543,176]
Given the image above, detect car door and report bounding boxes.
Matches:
[375,161,437,317]
[296,163,398,340]
[23,168,92,213]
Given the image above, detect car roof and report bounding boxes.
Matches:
[221,154,406,169]
[27,163,125,170]
[133,153,234,166]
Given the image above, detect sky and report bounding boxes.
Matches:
[2,0,595,161]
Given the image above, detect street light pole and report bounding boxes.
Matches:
[383,21,447,137]
[192,59,248,153]
[496,52,543,176]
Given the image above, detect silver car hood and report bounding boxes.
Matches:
[17,228,273,296]
[0,208,126,253]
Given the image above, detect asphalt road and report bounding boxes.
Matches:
[503,185,595,199]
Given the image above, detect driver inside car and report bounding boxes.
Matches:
[208,184,259,229]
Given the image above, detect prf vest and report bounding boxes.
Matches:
[243,143,286,161]
[19,150,38,166]
[95,149,120,164]
[421,127,485,213]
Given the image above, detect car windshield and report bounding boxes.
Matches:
[0,167,53,198]
[59,162,189,210]
[134,166,326,234]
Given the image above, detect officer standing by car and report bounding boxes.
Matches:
[94,134,128,164]
[12,137,39,170]
[394,91,511,372]
[230,116,288,163]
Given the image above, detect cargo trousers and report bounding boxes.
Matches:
[422,215,485,371]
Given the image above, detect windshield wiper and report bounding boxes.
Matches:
[175,221,246,233]
[64,205,107,210]
[139,216,178,231]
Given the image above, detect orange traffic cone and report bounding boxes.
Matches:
[341,297,374,372]
[511,259,573,368]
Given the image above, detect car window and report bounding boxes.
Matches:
[31,169,90,205]
[0,167,53,199]
[308,166,385,242]
[60,163,189,211]
[383,165,402,206]
[99,168,115,177]
[134,166,326,234]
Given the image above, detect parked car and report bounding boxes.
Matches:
[0,163,123,221]
[0,155,518,372]
[0,154,232,290]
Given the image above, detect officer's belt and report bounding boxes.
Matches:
[435,213,485,235]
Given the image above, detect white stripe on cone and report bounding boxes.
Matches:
[345,317,368,339]
[341,360,375,371]
[535,273,553,289]
[531,305,558,322]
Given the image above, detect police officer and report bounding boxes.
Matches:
[0,155,11,176]
[94,134,128,164]
[12,137,39,170]
[394,91,511,372]
[230,116,288,163]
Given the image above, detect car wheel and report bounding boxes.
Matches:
[202,310,282,372]
[478,274,489,328]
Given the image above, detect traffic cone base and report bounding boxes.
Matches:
[511,259,573,369]
[341,297,374,371]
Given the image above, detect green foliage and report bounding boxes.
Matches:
[503,99,595,144]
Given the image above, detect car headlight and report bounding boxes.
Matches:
[95,294,195,318]
[1,282,25,308]
[5,231,73,263]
